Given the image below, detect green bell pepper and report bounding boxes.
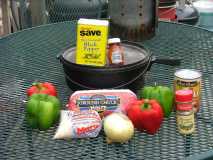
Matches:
[26,94,61,130]
[138,86,174,118]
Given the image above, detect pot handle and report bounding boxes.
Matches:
[65,57,152,90]
[56,53,64,62]
[56,54,61,60]
[151,56,182,66]
[56,45,76,61]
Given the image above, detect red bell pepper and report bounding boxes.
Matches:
[127,99,163,134]
[27,82,57,97]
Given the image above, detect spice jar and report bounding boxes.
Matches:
[174,69,202,113]
[108,38,124,65]
[175,90,195,135]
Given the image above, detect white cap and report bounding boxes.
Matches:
[108,38,121,44]
[175,69,202,79]
[78,18,109,26]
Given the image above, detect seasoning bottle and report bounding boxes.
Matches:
[174,69,202,113]
[108,38,124,65]
[175,90,195,135]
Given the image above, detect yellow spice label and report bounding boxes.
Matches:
[76,21,108,66]
[177,113,195,135]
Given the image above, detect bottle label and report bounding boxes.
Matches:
[112,51,122,64]
[174,77,201,113]
[176,103,192,111]
[177,113,195,135]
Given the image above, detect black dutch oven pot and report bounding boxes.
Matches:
[58,41,181,91]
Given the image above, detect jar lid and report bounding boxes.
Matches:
[175,69,202,80]
[108,38,121,44]
[175,89,193,102]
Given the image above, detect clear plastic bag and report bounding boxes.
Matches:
[54,110,102,139]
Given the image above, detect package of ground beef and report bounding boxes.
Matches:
[66,89,137,118]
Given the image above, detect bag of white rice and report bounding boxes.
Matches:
[54,110,102,139]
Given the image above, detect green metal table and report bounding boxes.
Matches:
[0,21,213,160]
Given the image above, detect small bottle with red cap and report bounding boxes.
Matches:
[175,89,195,135]
[108,38,124,66]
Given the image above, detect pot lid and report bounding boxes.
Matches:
[62,42,150,67]
[193,0,213,13]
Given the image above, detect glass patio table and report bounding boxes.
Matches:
[0,21,213,160]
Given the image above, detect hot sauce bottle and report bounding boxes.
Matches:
[108,38,124,65]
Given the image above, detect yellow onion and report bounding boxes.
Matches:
[103,113,134,144]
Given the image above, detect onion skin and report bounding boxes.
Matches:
[104,113,134,144]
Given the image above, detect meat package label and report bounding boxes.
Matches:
[76,94,120,113]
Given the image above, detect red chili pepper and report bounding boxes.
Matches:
[127,99,163,134]
[27,82,57,97]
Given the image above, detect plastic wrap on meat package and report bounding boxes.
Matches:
[66,89,137,117]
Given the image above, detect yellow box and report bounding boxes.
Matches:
[76,19,109,66]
